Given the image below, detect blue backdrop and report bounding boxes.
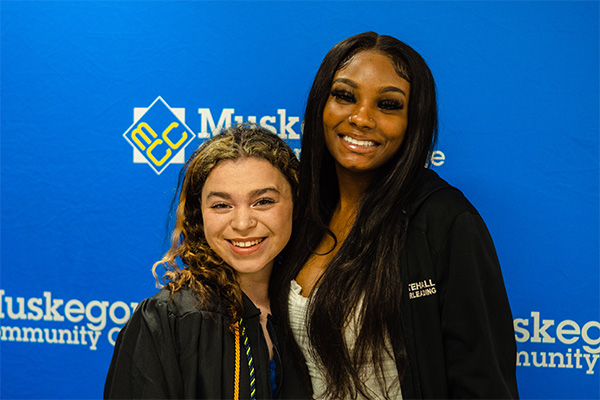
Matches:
[1,1,598,398]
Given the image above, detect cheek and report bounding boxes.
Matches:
[202,225,216,248]
[283,211,294,239]
[322,110,338,153]
[386,134,406,158]
[384,117,409,143]
[323,132,335,156]
[323,99,343,121]
[275,206,294,241]
[200,212,220,246]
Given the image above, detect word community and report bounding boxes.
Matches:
[0,289,137,350]
[2,325,102,350]
[517,348,598,375]
[514,311,600,375]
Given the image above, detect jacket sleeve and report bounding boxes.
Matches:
[104,298,184,399]
[436,209,519,399]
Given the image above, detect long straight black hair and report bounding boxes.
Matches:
[272,32,438,399]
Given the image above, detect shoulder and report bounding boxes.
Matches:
[142,286,225,319]
[407,170,492,255]
[118,286,230,349]
[410,169,479,224]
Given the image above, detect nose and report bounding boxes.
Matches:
[231,207,256,232]
[349,104,376,129]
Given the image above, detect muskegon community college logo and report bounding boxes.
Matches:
[123,97,196,174]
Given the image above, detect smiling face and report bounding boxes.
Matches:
[200,157,294,283]
[323,50,411,175]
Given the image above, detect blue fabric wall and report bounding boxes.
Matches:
[1,1,598,398]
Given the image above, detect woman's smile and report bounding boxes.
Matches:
[339,133,379,150]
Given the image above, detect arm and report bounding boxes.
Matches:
[437,210,519,398]
[104,297,184,399]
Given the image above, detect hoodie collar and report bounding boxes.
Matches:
[407,168,454,216]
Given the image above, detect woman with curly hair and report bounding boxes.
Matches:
[105,124,309,399]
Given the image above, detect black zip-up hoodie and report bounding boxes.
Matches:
[398,169,519,398]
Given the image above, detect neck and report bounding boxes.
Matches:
[238,267,275,360]
[335,164,374,214]
[238,269,272,314]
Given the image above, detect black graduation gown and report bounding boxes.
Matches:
[104,287,310,399]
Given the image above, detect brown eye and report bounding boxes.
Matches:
[379,99,404,111]
[253,198,276,207]
[331,89,356,103]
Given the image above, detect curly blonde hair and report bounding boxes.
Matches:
[152,123,299,331]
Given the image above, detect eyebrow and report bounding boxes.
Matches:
[332,78,407,97]
[205,187,280,200]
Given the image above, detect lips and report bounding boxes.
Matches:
[226,237,266,255]
[338,134,380,154]
[341,135,377,147]
[228,238,264,248]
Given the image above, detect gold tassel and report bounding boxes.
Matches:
[234,320,241,400]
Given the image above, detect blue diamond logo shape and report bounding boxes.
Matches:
[123,97,196,174]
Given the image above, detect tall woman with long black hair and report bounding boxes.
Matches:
[273,32,519,399]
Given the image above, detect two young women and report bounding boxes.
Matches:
[106,31,519,399]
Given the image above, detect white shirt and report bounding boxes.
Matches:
[288,280,402,399]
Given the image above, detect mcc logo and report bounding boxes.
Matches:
[123,97,196,174]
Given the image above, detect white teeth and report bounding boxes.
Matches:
[230,238,264,248]
[342,135,376,147]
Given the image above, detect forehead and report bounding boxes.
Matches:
[334,50,409,89]
[203,157,290,195]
